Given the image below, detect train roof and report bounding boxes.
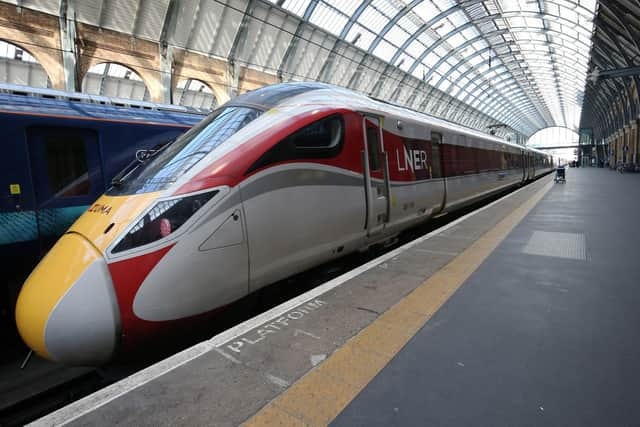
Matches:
[0,83,207,127]
[228,82,332,110]
[241,82,537,152]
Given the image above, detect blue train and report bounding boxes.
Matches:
[1,84,206,253]
[1,84,206,351]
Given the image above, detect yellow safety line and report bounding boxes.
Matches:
[243,179,554,427]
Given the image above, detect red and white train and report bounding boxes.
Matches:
[16,83,554,365]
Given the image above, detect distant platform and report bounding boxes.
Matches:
[32,168,640,427]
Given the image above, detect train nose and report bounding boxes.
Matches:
[15,233,120,365]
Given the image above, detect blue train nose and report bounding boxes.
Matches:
[15,233,121,366]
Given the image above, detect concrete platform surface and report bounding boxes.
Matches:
[33,173,560,427]
[333,168,640,427]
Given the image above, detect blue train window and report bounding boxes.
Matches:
[28,127,98,202]
[43,136,89,197]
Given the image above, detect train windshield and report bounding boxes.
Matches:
[108,106,262,195]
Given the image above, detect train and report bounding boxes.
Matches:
[0,84,205,352]
[0,83,205,257]
[15,82,554,366]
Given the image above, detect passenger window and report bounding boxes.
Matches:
[44,134,90,197]
[366,126,381,171]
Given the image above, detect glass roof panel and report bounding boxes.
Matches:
[412,1,441,23]
[373,39,397,62]
[371,0,402,16]
[397,14,420,34]
[439,62,452,75]
[323,0,361,16]
[438,79,452,92]
[358,6,389,34]
[283,0,597,135]
[346,24,377,50]
[279,0,312,17]
[385,26,412,48]
[309,3,348,36]
[406,40,427,58]
[447,32,466,49]
[396,53,414,72]
[448,10,469,27]
[418,32,438,47]
[433,19,456,38]
[433,44,448,57]
[461,27,480,40]
[423,53,440,68]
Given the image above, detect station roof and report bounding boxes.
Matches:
[13,0,636,141]
[267,0,597,136]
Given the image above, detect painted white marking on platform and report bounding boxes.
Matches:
[415,248,459,257]
[214,348,241,364]
[311,354,326,366]
[265,373,289,389]
[31,177,550,427]
[294,329,320,340]
[225,300,327,354]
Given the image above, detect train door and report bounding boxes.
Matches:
[431,131,447,214]
[362,115,391,237]
[529,152,535,179]
[27,127,103,247]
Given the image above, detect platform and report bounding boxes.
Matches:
[32,168,640,427]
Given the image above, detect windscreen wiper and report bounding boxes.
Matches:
[138,137,177,162]
[111,138,177,187]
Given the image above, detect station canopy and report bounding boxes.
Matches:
[10,0,599,139]
[269,0,597,136]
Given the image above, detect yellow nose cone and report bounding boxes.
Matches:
[15,233,99,359]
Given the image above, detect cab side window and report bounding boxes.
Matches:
[246,114,344,174]
[289,115,343,150]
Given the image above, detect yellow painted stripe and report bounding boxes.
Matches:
[70,192,160,252]
[243,179,553,427]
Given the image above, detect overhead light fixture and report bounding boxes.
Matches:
[352,32,361,44]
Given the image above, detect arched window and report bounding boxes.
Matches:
[82,63,150,101]
[175,79,217,110]
[0,40,50,88]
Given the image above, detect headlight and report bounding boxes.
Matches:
[112,190,218,253]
